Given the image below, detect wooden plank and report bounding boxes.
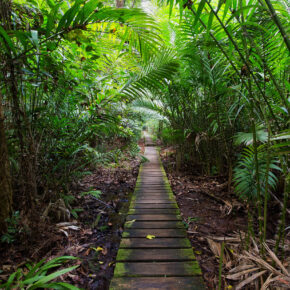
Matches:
[135,189,172,193]
[127,214,181,221]
[122,228,187,238]
[133,195,173,199]
[128,208,179,214]
[124,221,184,229]
[120,238,191,248]
[131,203,178,209]
[133,200,175,204]
[113,261,202,277]
[134,196,173,200]
[110,277,206,289]
[116,248,195,262]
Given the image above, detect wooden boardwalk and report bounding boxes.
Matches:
[110,135,205,289]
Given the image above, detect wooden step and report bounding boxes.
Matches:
[124,221,184,229]
[126,214,181,221]
[131,203,178,209]
[122,228,187,238]
[133,200,175,204]
[113,261,202,277]
[120,238,191,248]
[116,248,196,262]
[110,277,205,289]
[128,208,179,214]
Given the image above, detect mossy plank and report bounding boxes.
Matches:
[116,248,196,262]
[124,221,184,229]
[110,277,206,289]
[133,199,175,204]
[120,238,191,248]
[132,196,174,202]
[113,261,202,277]
[131,203,178,209]
[128,208,179,214]
[122,228,187,238]
[126,214,181,221]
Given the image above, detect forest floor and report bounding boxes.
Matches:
[160,146,290,289]
[1,140,289,289]
[0,141,144,289]
[160,147,248,289]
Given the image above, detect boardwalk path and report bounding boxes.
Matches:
[110,134,205,289]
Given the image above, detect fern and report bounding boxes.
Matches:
[81,190,102,199]
[234,125,268,146]
[233,145,281,201]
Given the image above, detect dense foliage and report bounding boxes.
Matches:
[0,0,289,288]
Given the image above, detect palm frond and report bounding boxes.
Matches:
[121,48,179,99]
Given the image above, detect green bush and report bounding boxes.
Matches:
[0,256,79,290]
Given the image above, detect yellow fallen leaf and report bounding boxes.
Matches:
[125,219,136,225]
[195,250,202,255]
[146,235,156,239]
[91,246,104,252]
[99,261,104,264]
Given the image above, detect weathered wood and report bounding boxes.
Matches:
[128,208,179,214]
[113,261,202,277]
[122,228,187,238]
[133,196,174,201]
[126,214,181,221]
[120,238,191,248]
[116,248,196,262]
[110,141,205,289]
[133,199,175,204]
[110,277,206,289]
[131,203,178,209]
[124,221,184,229]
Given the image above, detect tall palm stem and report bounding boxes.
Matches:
[262,0,290,52]
[204,0,281,131]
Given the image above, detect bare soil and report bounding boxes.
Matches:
[0,145,143,289]
[160,147,248,289]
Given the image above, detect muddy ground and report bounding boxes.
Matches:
[160,146,289,289]
[1,140,289,289]
[0,142,143,289]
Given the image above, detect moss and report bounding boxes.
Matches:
[113,263,126,277]
[181,261,202,276]
[116,249,132,261]
[122,231,130,238]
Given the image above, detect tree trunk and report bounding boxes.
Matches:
[1,0,37,210]
[0,92,13,234]
[116,0,125,8]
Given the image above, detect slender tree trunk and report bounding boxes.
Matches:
[1,0,37,210]
[0,92,13,234]
[116,0,125,8]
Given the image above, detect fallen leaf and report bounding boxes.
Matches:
[125,219,136,226]
[84,248,91,256]
[91,246,103,252]
[146,235,156,239]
